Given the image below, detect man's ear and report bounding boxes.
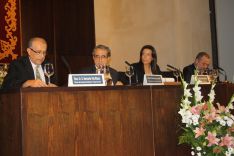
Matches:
[26,48,31,55]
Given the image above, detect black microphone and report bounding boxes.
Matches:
[125,61,132,66]
[61,56,72,74]
[215,66,227,81]
[216,66,224,71]
[167,64,182,73]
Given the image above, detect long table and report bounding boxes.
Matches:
[0,83,233,156]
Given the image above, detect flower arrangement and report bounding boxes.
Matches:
[0,64,8,86]
[178,73,234,156]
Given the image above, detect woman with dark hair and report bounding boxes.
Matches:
[131,45,161,84]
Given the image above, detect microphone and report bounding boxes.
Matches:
[167,64,182,73]
[216,66,224,71]
[125,61,132,66]
[215,66,227,81]
[61,56,72,74]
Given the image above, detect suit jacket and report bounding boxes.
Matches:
[1,56,56,90]
[131,62,162,84]
[79,65,119,85]
[183,63,196,83]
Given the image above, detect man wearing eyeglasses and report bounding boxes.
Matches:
[79,44,122,85]
[183,52,211,83]
[1,37,57,90]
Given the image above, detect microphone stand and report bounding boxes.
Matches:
[216,67,227,82]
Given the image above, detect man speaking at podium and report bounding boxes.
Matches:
[1,37,57,90]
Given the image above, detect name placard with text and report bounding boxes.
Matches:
[143,75,164,85]
[68,74,105,87]
[190,75,210,84]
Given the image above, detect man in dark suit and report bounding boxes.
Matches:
[79,44,121,85]
[183,52,210,83]
[1,37,57,90]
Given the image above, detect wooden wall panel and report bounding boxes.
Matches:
[20,0,95,86]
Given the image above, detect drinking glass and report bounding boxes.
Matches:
[173,70,180,82]
[198,69,204,75]
[125,66,134,85]
[44,63,54,84]
[96,65,104,74]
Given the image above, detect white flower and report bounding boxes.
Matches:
[180,110,193,125]
[196,146,202,151]
[195,93,203,102]
[182,97,191,107]
[193,85,201,93]
[227,95,234,110]
[196,152,201,156]
[225,148,234,156]
[191,114,200,125]
[216,116,226,126]
[191,151,195,155]
[184,88,192,97]
[208,90,215,103]
[228,147,234,153]
[226,118,234,127]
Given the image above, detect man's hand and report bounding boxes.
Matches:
[22,80,48,88]
[48,83,57,87]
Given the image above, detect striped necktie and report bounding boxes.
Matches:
[35,65,42,80]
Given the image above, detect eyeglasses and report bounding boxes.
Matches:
[93,55,108,59]
[29,48,46,56]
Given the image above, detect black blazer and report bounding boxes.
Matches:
[79,65,119,85]
[1,56,56,90]
[131,62,162,84]
[183,63,196,83]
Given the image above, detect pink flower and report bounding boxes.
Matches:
[190,105,203,115]
[216,103,226,114]
[202,103,208,111]
[204,108,217,123]
[205,132,220,146]
[194,127,205,138]
[219,134,234,147]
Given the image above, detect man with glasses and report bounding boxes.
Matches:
[79,44,121,85]
[183,52,211,83]
[1,37,57,90]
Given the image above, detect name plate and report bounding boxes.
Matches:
[143,75,164,85]
[68,74,105,87]
[190,75,210,84]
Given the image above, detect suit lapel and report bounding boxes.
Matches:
[23,56,35,79]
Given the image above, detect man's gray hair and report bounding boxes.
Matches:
[92,44,111,57]
[195,52,210,60]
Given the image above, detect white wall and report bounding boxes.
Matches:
[94,0,212,71]
[215,0,234,82]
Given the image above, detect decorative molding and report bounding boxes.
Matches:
[0,0,18,60]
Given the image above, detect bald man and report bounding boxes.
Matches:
[1,37,57,90]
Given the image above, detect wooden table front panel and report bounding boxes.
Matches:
[21,87,154,156]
